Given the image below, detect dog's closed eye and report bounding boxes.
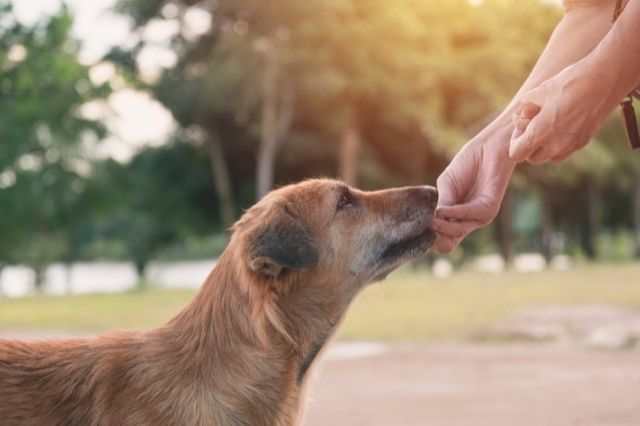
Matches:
[336,189,357,212]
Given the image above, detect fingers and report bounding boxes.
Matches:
[527,145,556,165]
[435,172,457,208]
[436,144,479,208]
[433,235,460,253]
[435,196,495,224]
[431,216,483,254]
[510,117,543,163]
[510,93,545,163]
[431,217,480,240]
[431,196,498,253]
[512,101,541,137]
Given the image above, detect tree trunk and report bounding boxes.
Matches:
[64,261,73,295]
[493,188,514,267]
[339,120,360,186]
[205,131,235,229]
[62,237,77,295]
[580,177,599,260]
[134,259,148,291]
[540,187,554,262]
[633,171,640,258]
[33,265,45,293]
[256,42,294,201]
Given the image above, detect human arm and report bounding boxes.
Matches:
[510,0,640,164]
[432,2,614,252]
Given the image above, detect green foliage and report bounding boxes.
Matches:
[87,142,218,282]
[0,2,110,286]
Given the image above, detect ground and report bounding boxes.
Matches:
[304,343,640,426]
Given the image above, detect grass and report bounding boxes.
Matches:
[0,290,196,332]
[1,262,640,341]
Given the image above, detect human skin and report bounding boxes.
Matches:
[510,0,640,164]
[432,2,616,252]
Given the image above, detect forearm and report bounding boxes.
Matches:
[485,3,613,132]
[585,0,640,103]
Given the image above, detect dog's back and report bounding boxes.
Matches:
[0,334,168,426]
[0,338,101,425]
[0,329,255,426]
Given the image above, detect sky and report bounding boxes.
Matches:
[11,0,176,162]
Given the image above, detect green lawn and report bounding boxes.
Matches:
[1,262,640,341]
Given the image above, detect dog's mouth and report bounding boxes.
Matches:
[381,227,437,261]
[369,226,435,282]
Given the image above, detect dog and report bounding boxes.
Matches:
[0,178,438,426]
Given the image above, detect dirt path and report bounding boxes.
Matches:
[304,343,640,426]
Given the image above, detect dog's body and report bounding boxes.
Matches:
[0,179,437,426]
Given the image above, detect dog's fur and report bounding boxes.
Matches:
[0,179,437,426]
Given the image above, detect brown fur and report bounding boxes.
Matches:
[0,179,437,426]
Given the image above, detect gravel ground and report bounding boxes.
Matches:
[304,343,640,426]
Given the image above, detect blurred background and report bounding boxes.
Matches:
[1,0,640,424]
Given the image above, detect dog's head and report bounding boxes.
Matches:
[231,179,437,291]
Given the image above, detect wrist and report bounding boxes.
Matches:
[472,117,514,148]
[470,122,517,170]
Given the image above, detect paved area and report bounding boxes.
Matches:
[304,343,640,426]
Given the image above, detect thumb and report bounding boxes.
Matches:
[512,100,541,139]
[510,92,545,162]
[436,172,457,208]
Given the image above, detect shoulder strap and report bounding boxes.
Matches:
[611,0,640,149]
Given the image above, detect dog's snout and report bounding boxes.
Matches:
[410,186,438,209]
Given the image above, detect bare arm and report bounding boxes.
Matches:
[569,0,640,109]
[486,2,614,132]
[509,0,640,164]
[433,2,614,252]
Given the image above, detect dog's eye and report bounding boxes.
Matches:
[337,191,354,211]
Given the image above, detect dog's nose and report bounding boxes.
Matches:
[410,186,438,209]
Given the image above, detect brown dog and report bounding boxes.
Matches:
[0,178,437,426]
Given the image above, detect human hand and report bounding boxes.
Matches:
[510,63,619,164]
[431,131,515,253]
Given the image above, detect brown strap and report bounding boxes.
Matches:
[621,97,640,149]
[612,0,640,150]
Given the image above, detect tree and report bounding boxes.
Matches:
[92,142,217,287]
[596,116,640,258]
[0,2,110,290]
[113,0,302,206]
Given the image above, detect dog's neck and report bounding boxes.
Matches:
[157,250,354,425]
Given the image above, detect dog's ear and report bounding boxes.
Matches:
[247,213,319,277]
